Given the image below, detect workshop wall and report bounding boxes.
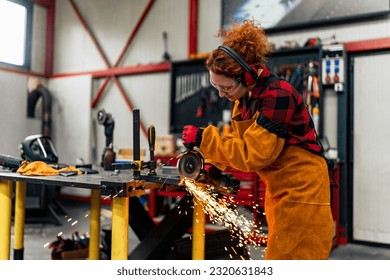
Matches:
[0,71,41,157]
[0,0,389,164]
[0,4,48,157]
[51,0,222,164]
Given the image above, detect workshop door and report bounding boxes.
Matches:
[352,52,390,244]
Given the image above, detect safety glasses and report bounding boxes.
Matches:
[209,75,241,93]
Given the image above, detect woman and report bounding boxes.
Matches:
[182,20,333,260]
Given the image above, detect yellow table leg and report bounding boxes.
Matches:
[14,181,26,260]
[111,197,129,260]
[89,189,101,260]
[0,180,13,260]
[192,200,205,260]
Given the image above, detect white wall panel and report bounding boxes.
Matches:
[120,0,189,64]
[48,76,92,165]
[54,0,190,73]
[31,5,47,73]
[353,53,390,244]
[54,0,106,73]
[0,72,41,157]
[198,0,223,53]
[323,88,338,149]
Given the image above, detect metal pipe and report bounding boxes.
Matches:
[44,0,55,76]
[192,200,205,260]
[133,109,141,179]
[27,85,52,137]
[188,0,198,58]
[0,180,12,260]
[111,197,129,260]
[13,181,26,260]
[88,189,101,260]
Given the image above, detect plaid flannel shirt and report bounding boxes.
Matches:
[240,66,321,155]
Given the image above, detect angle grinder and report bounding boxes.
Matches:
[177,150,204,180]
[177,150,240,195]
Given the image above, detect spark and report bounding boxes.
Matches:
[183,178,266,250]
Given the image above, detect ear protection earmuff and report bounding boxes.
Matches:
[218,45,259,87]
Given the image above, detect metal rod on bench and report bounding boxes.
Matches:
[133,108,141,179]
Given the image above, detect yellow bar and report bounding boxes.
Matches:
[192,200,205,260]
[14,181,26,258]
[88,189,101,260]
[111,197,129,260]
[0,180,13,260]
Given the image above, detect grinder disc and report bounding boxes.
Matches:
[177,150,203,180]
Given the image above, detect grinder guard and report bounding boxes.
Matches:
[177,150,204,180]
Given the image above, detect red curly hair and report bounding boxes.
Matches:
[205,19,274,78]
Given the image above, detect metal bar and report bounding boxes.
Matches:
[188,0,198,58]
[91,63,170,78]
[89,189,101,260]
[31,0,54,6]
[50,62,170,79]
[111,197,129,260]
[44,0,55,76]
[13,181,26,260]
[192,200,205,260]
[0,180,12,260]
[0,66,46,78]
[133,108,141,179]
[344,38,390,53]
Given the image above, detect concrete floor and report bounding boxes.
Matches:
[9,199,390,260]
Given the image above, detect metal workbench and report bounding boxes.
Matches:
[0,168,153,260]
[0,167,208,260]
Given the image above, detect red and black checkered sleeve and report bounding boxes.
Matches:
[258,80,322,154]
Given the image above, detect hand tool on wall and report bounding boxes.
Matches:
[162,31,171,62]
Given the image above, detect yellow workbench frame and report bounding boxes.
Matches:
[0,170,205,260]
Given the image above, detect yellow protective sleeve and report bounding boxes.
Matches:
[199,110,285,173]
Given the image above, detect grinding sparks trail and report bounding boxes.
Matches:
[182,178,266,256]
